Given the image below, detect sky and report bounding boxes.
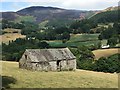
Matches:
[0,0,119,12]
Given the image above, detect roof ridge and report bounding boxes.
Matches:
[26,48,68,51]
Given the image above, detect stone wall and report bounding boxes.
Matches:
[60,59,76,71]
[68,59,76,70]
[19,52,33,70]
[32,62,49,71]
[49,61,57,71]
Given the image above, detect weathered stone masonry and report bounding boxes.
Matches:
[19,48,76,71]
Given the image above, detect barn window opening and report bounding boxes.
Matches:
[57,60,61,66]
[25,55,27,59]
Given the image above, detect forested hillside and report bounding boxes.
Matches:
[89,8,119,23]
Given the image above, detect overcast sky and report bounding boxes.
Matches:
[0,0,119,12]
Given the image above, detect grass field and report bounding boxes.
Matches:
[3,28,21,33]
[48,34,100,47]
[1,61,118,88]
[1,28,26,44]
[1,33,26,44]
[92,48,119,60]
[70,34,99,42]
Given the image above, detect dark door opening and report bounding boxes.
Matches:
[57,60,61,71]
[25,55,27,59]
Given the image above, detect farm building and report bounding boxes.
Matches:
[101,45,110,49]
[19,48,76,71]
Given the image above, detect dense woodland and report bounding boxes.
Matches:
[1,8,120,73]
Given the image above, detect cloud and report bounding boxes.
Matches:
[60,0,119,10]
[25,0,119,10]
[1,0,119,11]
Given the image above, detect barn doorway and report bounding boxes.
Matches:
[57,60,61,71]
[25,55,27,59]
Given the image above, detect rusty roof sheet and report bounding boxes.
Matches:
[25,48,76,62]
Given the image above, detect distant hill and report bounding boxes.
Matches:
[1,12,20,21]
[2,6,119,26]
[1,6,96,24]
[89,6,119,23]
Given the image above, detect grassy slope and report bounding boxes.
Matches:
[70,34,99,42]
[92,48,119,60]
[48,34,100,47]
[1,33,26,44]
[39,20,49,28]
[1,28,26,44]
[15,16,36,22]
[3,28,21,33]
[1,61,118,88]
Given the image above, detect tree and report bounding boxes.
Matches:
[107,37,118,47]
[70,19,97,34]
[37,41,50,48]
[71,46,95,70]
[78,46,95,59]
[62,32,70,40]
[55,26,70,34]
[45,31,56,40]
[98,26,117,40]
[35,32,46,40]
[2,19,9,29]
[93,57,107,72]
[21,21,39,35]
[113,22,120,34]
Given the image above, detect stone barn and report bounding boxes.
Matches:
[19,48,76,71]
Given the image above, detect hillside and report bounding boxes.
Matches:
[103,6,119,12]
[89,6,119,23]
[1,6,96,24]
[1,61,118,88]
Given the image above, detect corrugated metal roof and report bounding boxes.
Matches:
[25,48,76,62]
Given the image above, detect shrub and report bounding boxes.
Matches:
[93,54,120,73]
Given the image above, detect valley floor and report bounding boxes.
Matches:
[1,61,118,88]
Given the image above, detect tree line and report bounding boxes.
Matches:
[2,38,50,61]
[70,46,120,73]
